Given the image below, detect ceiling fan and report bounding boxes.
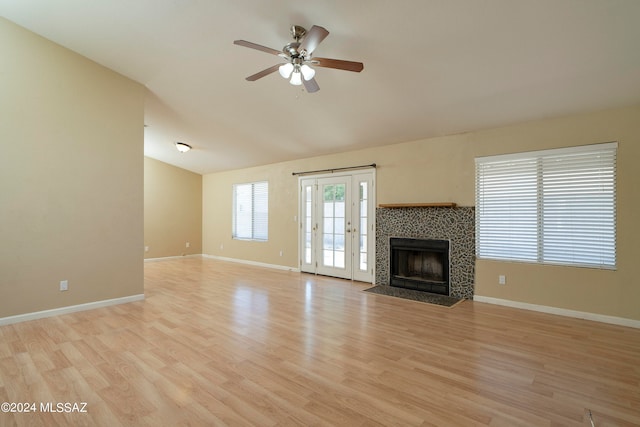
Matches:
[233,25,364,93]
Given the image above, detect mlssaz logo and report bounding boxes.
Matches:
[40,402,88,413]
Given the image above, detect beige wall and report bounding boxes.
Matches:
[203,161,301,268]
[0,18,145,318]
[144,157,202,258]
[471,108,639,322]
[203,106,640,321]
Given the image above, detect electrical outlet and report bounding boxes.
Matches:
[220,243,223,250]
[498,275,506,285]
[279,250,283,257]
[60,280,68,291]
[186,242,190,248]
[144,246,149,252]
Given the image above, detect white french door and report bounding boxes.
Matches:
[299,172,375,282]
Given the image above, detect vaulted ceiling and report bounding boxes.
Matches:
[2,0,640,174]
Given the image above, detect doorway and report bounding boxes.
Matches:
[299,171,375,282]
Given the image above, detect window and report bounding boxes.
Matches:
[475,142,616,269]
[233,181,268,241]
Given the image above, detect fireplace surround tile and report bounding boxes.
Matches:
[375,207,475,299]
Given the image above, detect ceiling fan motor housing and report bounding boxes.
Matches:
[283,42,301,58]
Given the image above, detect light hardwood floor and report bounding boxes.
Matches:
[1,257,639,426]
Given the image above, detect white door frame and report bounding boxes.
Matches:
[298,170,375,283]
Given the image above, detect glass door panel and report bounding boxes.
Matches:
[353,174,374,282]
[317,179,351,278]
[299,179,316,274]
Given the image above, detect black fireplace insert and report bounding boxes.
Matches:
[389,237,450,295]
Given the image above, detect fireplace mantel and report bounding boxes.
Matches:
[378,202,457,208]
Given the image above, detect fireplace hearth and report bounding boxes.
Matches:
[390,237,449,295]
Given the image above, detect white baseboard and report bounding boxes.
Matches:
[202,254,300,273]
[144,254,202,262]
[473,295,640,329]
[0,294,145,326]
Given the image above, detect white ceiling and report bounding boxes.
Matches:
[2,0,640,174]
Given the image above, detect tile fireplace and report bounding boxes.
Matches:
[375,206,475,299]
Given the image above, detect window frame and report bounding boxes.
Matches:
[232,181,269,242]
[475,142,617,269]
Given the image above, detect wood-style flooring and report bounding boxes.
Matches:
[0,257,639,426]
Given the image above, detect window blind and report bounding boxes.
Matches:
[233,181,268,241]
[475,142,616,269]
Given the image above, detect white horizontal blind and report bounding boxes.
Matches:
[233,181,268,241]
[475,143,616,269]
[541,147,616,266]
[475,157,539,262]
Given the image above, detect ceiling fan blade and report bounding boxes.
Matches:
[313,57,364,72]
[234,40,281,56]
[245,64,281,81]
[303,77,320,93]
[299,25,329,56]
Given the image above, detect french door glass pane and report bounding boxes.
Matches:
[359,182,368,271]
[304,186,313,264]
[322,183,346,268]
[324,218,334,233]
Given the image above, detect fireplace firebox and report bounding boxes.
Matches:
[389,238,450,295]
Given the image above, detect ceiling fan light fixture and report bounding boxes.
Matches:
[300,64,315,81]
[175,142,192,153]
[290,70,303,86]
[278,62,294,78]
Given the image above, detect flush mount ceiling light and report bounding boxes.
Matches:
[234,25,364,93]
[175,142,192,153]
